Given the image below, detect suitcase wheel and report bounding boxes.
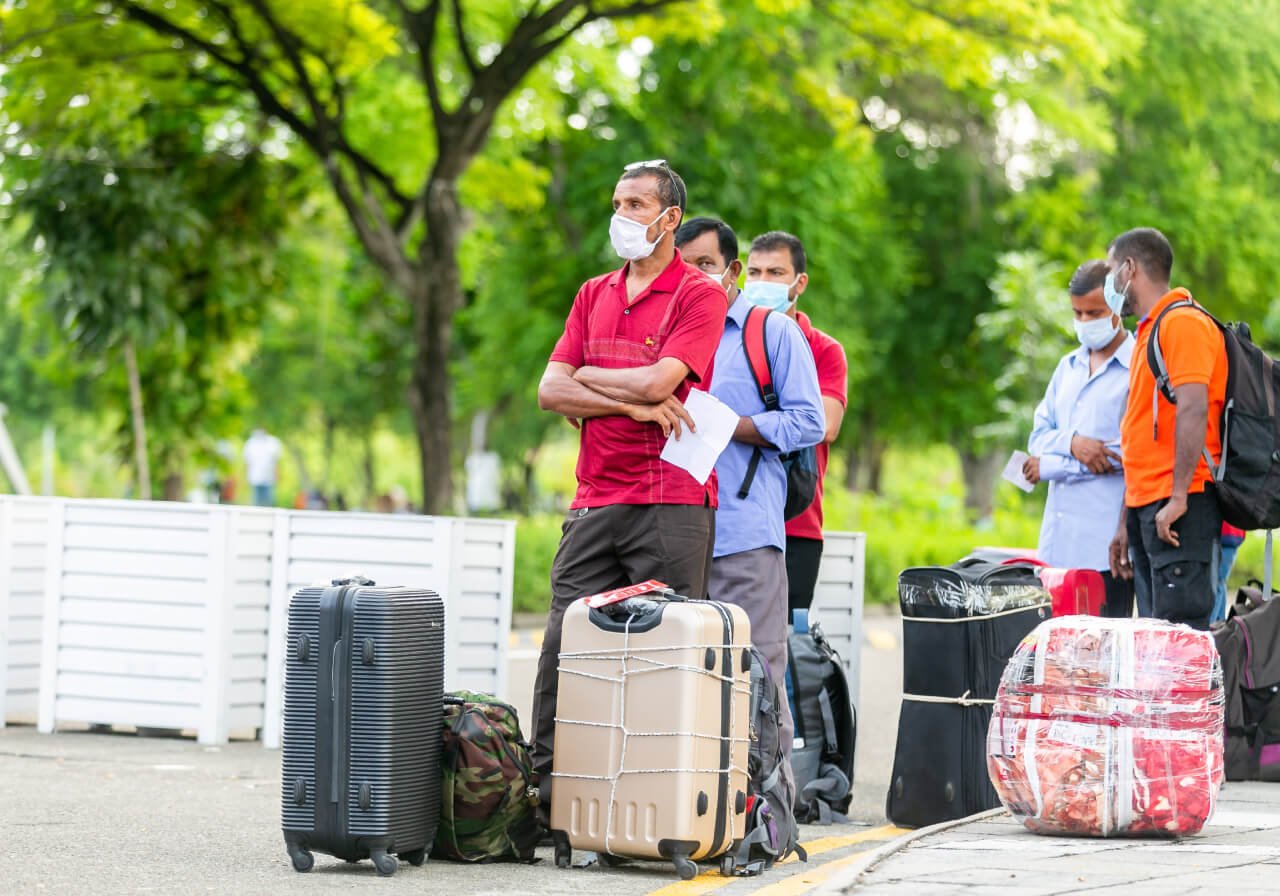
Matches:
[719,854,736,876]
[552,831,571,868]
[286,844,314,873]
[673,855,698,880]
[400,848,426,867]
[370,848,398,877]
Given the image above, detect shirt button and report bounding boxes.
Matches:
[624,309,630,315]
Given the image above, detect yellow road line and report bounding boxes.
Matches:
[749,848,872,896]
[644,824,906,896]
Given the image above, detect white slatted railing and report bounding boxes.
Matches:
[0,497,514,746]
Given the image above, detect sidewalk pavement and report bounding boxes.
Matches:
[820,782,1280,895]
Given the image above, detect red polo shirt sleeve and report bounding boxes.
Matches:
[657,275,724,384]
[549,281,592,369]
[815,336,848,406]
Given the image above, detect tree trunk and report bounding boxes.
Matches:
[363,431,376,509]
[321,414,336,492]
[123,337,151,500]
[866,440,887,495]
[406,177,466,516]
[406,280,456,515]
[958,447,1002,524]
[844,440,861,491]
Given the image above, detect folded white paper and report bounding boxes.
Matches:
[1002,449,1035,493]
[659,389,740,485]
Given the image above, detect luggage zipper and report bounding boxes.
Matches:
[707,601,734,858]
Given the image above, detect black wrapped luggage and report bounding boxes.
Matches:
[886,559,1049,827]
[281,577,445,875]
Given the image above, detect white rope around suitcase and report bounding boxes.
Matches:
[552,616,749,856]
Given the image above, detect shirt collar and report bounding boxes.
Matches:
[1137,287,1193,329]
[726,293,751,326]
[611,249,690,296]
[1069,330,1135,369]
[794,310,814,337]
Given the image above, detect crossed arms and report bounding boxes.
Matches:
[537,358,695,437]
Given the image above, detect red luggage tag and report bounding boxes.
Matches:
[583,580,672,608]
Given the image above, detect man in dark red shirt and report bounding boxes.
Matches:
[531,160,727,814]
[756,232,849,622]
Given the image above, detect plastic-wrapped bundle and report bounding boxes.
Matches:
[987,617,1224,838]
[899,559,1050,618]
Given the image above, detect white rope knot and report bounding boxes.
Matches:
[902,689,995,707]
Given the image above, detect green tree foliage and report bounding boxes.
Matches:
[4,101,293,495]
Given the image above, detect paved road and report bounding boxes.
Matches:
[0,611,905,895]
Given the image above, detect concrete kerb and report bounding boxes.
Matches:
[812,808,1009,895]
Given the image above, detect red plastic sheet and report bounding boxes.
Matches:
[987,618,1224,837]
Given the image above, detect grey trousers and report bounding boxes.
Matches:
[709,545,794,759]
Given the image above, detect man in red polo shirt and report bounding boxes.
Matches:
[1106,227,1226,629]
[531,160,727,813]
[746,231,849,623]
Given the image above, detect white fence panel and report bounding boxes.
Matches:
[2,497,515,747]
[257,510,516,749]
[1,499,52,724]
[810,531,867,716]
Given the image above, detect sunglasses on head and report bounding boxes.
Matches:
[623,158,677,198]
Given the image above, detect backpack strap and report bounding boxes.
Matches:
[741,305,778,411]
[737,306,777,501]
[1144,298,1222,472]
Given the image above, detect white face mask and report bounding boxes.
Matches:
[1074,314,1121,351]
[609,207,672,261]
[703,267,733,291]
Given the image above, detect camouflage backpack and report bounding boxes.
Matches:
[433,691,541,863]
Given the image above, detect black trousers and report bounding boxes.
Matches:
[529,502,715,808]
[1100,570,1136,619]
[785,535,824,623]
[1125,489,1221,630]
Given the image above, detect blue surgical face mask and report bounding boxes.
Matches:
[1074,314,1121,351]
[742,276,799,312]
[1104,262,1130,316]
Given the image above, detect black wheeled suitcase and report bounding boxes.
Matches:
[886,559,1049,827]
[281,576,445,876]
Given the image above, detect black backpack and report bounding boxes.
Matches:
[738,305,819,520]
[787,621,857,824]
[1147,298,1280,533]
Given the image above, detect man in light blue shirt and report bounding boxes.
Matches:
[1024,259,1135,617]
[681,225,824,755]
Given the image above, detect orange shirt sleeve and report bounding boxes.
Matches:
[1159,309,1220,389]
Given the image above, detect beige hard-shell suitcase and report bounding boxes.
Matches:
[550,594,751,879]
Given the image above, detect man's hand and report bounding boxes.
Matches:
[1109,513,1132,580]
[1022,455,1041,485]
[1155,494,1188,547]
[1071,435,1123,474]
[628,396,695,439]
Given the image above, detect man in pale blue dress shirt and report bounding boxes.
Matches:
[1024,259,1136,617]
[692,226,825,756]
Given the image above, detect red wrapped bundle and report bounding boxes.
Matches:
[987,618,1224,837]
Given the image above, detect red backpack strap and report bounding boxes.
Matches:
[742,305,778,411]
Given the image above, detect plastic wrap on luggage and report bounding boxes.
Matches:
[898,562,1051,617]
[987,618,1224,838]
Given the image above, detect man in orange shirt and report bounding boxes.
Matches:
[1106,228,1227,630]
